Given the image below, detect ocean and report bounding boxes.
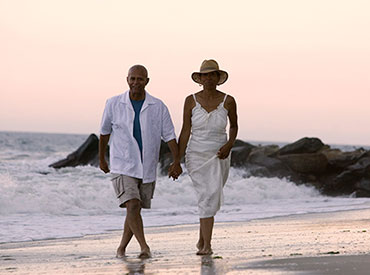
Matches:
[1,131,370,244]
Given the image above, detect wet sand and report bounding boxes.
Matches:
[1,208,370,274]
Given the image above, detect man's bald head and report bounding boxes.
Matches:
[128,65,148,78]
[127,65,149,100]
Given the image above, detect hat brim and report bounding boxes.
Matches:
[191,69,228,85]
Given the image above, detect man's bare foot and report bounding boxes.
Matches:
[196,247,213,255]
[116,247,126,258]
[138,247,151,259]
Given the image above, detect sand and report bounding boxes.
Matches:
[1,208,370,274]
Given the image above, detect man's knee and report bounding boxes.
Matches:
[126,199,141,213]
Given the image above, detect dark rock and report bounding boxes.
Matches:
[275,137,326,156]
[347,157,370,173]
[321,170,359,196]
[354,189,370,197]
[251,145,280,157]
[233,139,255,148]
[49,134,106,168]
[159,141,172,176]
[356,178,370,193]
[322,148,367,169]
[230,140,255,167]
[278,153,328,174]
[248,148,288,176]
[247,165,273,178]
[355,177,370,197]
[48,133,370,198]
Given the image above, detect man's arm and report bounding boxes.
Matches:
[99,134,110,173]
[167,139,182,180]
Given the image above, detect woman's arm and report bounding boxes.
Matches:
[178,95,195,159]
[217,95,238,159]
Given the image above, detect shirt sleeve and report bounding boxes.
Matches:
[161,103,176,142]
[100,99,113,135]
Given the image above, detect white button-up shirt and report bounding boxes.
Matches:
[100,90,176,183]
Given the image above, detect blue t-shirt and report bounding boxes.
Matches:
[130,98,145,158]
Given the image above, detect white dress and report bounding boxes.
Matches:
[185,94,231,218]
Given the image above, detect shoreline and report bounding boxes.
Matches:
[1,208,370,274]
[2,205,370,245]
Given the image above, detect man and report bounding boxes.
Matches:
[99,65,182,258]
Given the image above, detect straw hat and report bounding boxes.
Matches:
[191,59,228,85]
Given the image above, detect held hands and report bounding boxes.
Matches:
[99,159,110,173]
[217,143,233,159]
[168,162,182,180]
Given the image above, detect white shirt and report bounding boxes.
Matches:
[100,90,176,183]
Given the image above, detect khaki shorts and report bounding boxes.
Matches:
[111,174,155,209]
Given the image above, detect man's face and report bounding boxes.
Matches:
[127,67,149,95]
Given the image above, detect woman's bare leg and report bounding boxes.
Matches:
[197,217,214,255]
[196,223,204,253]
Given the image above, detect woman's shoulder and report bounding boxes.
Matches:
[223,94,236,111]
[224,94,235,102]
[184,93,197,109]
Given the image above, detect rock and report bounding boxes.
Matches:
[354,189,370,197]
[49,134,105,168]
[321,170,359,196]
[159,141,172,176]
[356,178,370,193]
[247,165,273,178]
[48,133,370,198]
[347,157,370,173]
[323,148,367,169]
[230,140,255,167]
[278,153,328,174]
[275,137,326,156]
[250,145,280,157]
[321,156,370,196]
[233,139,255,148]
[247,147,290,177]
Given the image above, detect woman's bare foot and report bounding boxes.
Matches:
[196,246,213,255]
[138,247,151,259]
[196,240,204,254]
[116,246,126,258]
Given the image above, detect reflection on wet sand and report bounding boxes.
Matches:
[201,255,216,274]
[120,258,145,275]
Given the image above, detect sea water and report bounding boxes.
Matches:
[1,131,370,243]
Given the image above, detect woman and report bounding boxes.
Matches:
[178,59,238,255]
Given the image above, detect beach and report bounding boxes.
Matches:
[1,208,370,274]
[1,132,370,274]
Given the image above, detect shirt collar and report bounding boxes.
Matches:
[120,90,156,106]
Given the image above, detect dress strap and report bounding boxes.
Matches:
[222,94,228,103]
[192,94,198,104]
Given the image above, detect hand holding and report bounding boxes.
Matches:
[168,162,182,180]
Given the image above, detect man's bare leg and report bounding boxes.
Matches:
[125,199,151,258]
[197,217,214,255]
[116,218,133,258]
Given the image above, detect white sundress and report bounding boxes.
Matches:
[185,94,231,218]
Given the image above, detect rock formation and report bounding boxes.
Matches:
[49,134,370,197]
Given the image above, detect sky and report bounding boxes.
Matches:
[1,0,369,145]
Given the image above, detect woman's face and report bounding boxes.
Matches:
[200,71,220,88]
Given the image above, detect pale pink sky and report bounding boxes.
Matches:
[1,0,369,145]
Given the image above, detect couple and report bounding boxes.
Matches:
[99,59,238,258]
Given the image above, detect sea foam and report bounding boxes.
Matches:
[1,131,370,243]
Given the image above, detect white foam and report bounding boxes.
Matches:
[1,131,370,243]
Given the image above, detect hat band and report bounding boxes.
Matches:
[201,67,219,72]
